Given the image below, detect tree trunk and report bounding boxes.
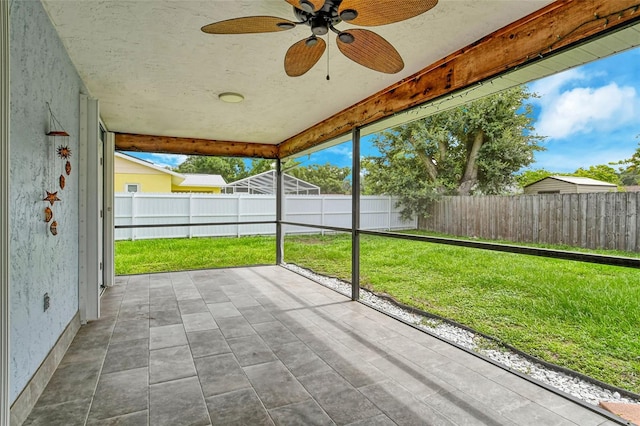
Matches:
[408,137,439,183]
[458,130,484,195]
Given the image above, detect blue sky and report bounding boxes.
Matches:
[127,47,640,174]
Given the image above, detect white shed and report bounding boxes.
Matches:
[524,176,617,194]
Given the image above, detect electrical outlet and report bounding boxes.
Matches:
[44,293,50,311]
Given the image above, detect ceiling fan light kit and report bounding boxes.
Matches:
[218,92,245,103]
[202,0,438,77]
[299,0,317,13]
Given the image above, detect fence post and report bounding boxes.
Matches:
[236,195,241,238]
[388,196,392,231]
[321,196,325,236]
[131,192,137,241]
[188,193,194,239]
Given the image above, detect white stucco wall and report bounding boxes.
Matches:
[9,0,86,403]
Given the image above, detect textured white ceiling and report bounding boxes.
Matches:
[42,0,554,144]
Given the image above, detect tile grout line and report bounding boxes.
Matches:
[82,277,128,426]
[201,269,278,425]
[247,267,465,425]
[243,267,368,424]
[184,269,215,426]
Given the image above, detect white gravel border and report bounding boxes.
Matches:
[284,263,639,407]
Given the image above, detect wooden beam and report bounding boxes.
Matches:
[115,133,278,159]
[278,0,640,158]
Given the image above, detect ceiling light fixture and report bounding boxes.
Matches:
[218,92,244,103]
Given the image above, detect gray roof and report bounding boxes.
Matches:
[526,175,617,188]
[549,176,617,186]
[179,174,226,187]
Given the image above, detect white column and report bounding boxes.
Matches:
[1,0,11,421]
[78,95,100,322]
[275,160,283,264]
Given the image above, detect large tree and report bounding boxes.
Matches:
[248,159,275,175]
[289,163,351,194]
[363,86,544,217]
[573,164,620,185]
[173,156,248,183]
[515,169,554,188]
[612,140,640,186]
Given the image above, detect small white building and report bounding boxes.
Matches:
[524,176,617,194]
[224,170,320,195]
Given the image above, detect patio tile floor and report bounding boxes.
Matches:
[22,266,623,425]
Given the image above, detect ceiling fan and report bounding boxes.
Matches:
[201,0,438,77]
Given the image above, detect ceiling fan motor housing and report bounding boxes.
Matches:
[294,0,343,34]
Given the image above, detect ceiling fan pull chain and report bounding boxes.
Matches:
[326,34,330,81]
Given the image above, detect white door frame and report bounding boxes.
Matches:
[103,130,115,288]
[1,0,11,422]
[79,95,101,322]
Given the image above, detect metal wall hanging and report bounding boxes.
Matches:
[57,144,72,180]
[44,206,53,223]
[43,191,61,206]
[43,102,72,236]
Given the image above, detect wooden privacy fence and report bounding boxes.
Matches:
[115,193,416,241]
[420,192,640,252]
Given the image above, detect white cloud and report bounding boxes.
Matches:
[535,82,637,140]
[529,68,586,99]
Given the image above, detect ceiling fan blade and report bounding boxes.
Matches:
[284,0,325,13]
[201,16,297,34]
[338,0,438,26]
[285,37,326,77]
[337,29,404,74]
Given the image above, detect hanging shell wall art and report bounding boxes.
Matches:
[44,206,53,223]
[58,145,72,176]
[45,105,72,236]
[43,191,60,235]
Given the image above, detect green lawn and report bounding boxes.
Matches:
[116,234,640,393]
[115,236,275,274]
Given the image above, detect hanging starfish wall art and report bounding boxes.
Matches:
[43,191,61,206]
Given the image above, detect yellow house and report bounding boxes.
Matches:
[115,152,225,193]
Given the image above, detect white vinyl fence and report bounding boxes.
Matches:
[115,193,416,241]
